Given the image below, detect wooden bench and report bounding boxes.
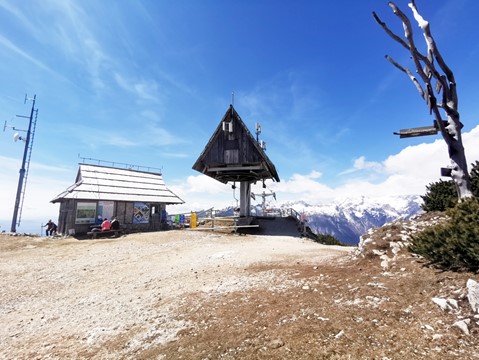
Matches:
[87,229,123,239]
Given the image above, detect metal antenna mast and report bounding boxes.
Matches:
[10,94,38,232]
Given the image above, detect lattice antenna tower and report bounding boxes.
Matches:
[6,94,38,232]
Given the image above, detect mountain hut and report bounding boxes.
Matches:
[51,163,184,235]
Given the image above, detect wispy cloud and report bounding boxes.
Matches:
[77,127,179,149]
[0,0,114,91]
[0,33,61,77]
[161,152,190,159]
[339,156,384,176]
[143,125,183,147]
[48,1,110,90]
[114,72,161,104]
[102,134,138,148]
[0,0,36,33]
[158,70,195,96]
[239,70,322,122]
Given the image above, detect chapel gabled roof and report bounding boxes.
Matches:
[51,163,184,204]
[192,105,280,183]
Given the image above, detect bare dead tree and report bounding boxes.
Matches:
[373,1,473,199]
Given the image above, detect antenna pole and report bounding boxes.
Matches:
[11,94,36,232]
[255,122,261,142]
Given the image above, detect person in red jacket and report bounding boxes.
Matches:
[101,218,111,231]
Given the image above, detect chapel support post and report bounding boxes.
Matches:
[239,181,252,217]
[373,1,473,199]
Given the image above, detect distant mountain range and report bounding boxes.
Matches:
[278,195,423,245]
[215,195,423,246]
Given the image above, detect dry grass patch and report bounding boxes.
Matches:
[138,256,477,359]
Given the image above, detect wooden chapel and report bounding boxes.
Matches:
[192,105,280,220]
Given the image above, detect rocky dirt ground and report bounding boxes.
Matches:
[1,213,478,359]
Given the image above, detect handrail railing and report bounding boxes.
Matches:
[167,207,309,234]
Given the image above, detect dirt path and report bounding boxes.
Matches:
[0,231,350,359]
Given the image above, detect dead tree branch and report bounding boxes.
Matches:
[374,1,472,199]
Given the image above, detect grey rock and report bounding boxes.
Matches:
[432,297,452,311]
[453,319,470,335]
[467,279,479,313]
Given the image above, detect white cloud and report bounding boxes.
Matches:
[168,175,234,213]
[102,134,138,147]
[274,124,479,204]
[0,33,60,77]
[71,120,181,149]
[114,72,161,103]
[339,156,384,175]
[48,1,110,89]
[144,125,181,146]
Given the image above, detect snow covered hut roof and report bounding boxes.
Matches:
[51,163,184,204]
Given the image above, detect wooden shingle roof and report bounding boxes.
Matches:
[51,164,184,204]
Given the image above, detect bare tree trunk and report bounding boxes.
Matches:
[373,1,473,199]
[446,115,471,198]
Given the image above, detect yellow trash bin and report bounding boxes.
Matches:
[190,212,197,228]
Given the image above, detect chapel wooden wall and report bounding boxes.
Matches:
[202,116,263,166]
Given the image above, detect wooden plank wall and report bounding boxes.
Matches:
[204,120,262,166]
[58,200,168,235]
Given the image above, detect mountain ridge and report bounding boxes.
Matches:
[280,195,423,245]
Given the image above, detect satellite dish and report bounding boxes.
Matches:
[13,133,20,142]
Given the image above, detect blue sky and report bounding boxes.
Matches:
[1,0,479,234]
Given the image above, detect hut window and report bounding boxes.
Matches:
[98,200,114,221]
[75,202,97,225]
[222,121,233,133]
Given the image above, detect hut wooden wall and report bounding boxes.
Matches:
[56,200,168,235]
[57,199,75,235]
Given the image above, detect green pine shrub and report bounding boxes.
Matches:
[316,233,345,246]
[421,161,479,212]
[409,197,479,272]
[421,179,457,212]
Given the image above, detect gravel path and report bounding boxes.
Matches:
[0,231,351,359]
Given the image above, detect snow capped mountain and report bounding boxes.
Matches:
[279,195,423,245]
